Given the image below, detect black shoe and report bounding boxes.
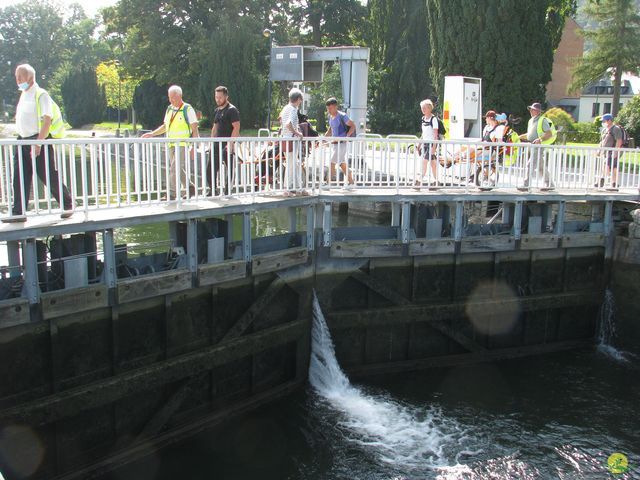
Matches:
[60,210,74,219]
[594,178,605,188]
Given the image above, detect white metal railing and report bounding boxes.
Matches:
[0,136,638,222]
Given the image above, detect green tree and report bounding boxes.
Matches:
[290,0,367,46]
[61,67,106,127]
[96,61,137,112]
[367,0,433,134]
[307,63,343,132]
[0,1,65,104]
[570,0,640,117]
[0,1,109,108]
[133,79,168,130]
[426,0,576,124]
[617,95,640,146]
[196,18,265,128]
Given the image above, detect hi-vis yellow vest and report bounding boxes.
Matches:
[35,88,65,138]
[164,103,193,147]
[528,115,557,145]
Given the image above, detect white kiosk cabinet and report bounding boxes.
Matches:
[443,76,483,140]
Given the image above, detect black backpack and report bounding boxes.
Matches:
[422,115,447,139]
[618,124,631,147]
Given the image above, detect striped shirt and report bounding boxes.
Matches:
[280,103,299,138]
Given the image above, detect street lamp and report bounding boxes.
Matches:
[263,28,274,131]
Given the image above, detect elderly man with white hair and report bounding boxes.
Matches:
[2,64,74,223]
[279,87,308,196]
[143,85,200,199]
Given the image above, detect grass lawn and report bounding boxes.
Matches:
[91,122,143,131]
[565,141,640,171]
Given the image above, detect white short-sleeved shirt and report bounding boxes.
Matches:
[280,103,299,138]
[492,125,506,142]
[421,115,440,141]
[16,83,53,138]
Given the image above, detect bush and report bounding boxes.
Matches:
[564,122,600,144]
[546,107,575,133]
[617,96,640,147]
[60,67,106,128]
[133,79,168,130]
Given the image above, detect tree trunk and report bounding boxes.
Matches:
[612,65,623,118]
[308,0,322,46]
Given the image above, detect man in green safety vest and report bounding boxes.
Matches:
[143,85,200,200]
[2,64,73,223]
[519,102,557,191]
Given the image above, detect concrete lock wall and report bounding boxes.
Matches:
[0,240,607,479]
[611,209,640,355]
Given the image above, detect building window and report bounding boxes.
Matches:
[592,102,600,117]
[604,103,612,114]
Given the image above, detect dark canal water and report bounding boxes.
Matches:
[104,297,640,480]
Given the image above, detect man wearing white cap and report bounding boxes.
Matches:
[597,113,623,189]
[519,102,556,190]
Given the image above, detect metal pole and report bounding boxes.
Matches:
[266,35,273,131]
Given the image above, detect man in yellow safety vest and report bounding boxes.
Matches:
[519,102,557,191]
[143,85,200,199]
[2,64,73,223]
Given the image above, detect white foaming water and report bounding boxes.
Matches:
[308,293,479,471]
[596,289,635,363]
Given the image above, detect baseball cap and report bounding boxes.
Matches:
[485,110,496,118]
[527,102,543,111]
[602,113,613,122]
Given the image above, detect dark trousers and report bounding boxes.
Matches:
[207,145,235,193]
[12,136,73,215]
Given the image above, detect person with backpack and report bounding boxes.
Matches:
[325,97,355,188]
[3,64,74,223]
[418,99,442,187]
[596,113,624,189]
[518,102,556,190]
[143,85,200,199]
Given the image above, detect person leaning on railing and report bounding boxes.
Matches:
[2,64,74,223]
[142,85,199,200]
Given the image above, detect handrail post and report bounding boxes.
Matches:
[103,229,117,291]
[554,201,566,236]
[306,205,315,252]
[22,238,40,306]
[513,200,523,241]
[322,201,332,247]
[400,201,411,244]
[242,211,252,263]
[187,218,198,285]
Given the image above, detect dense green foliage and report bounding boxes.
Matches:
[1,0,579,135]
[196,18,265,129]
[132,79,168,130]
[571,0,640,117]
[426,0,576,123]
[0,1,107,107]
[60,68,106,127]
[367,0,433,134]
[617,96,640,146]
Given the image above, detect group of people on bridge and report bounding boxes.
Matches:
[1,63,631,223]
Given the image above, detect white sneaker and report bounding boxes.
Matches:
[344,183,355,190]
